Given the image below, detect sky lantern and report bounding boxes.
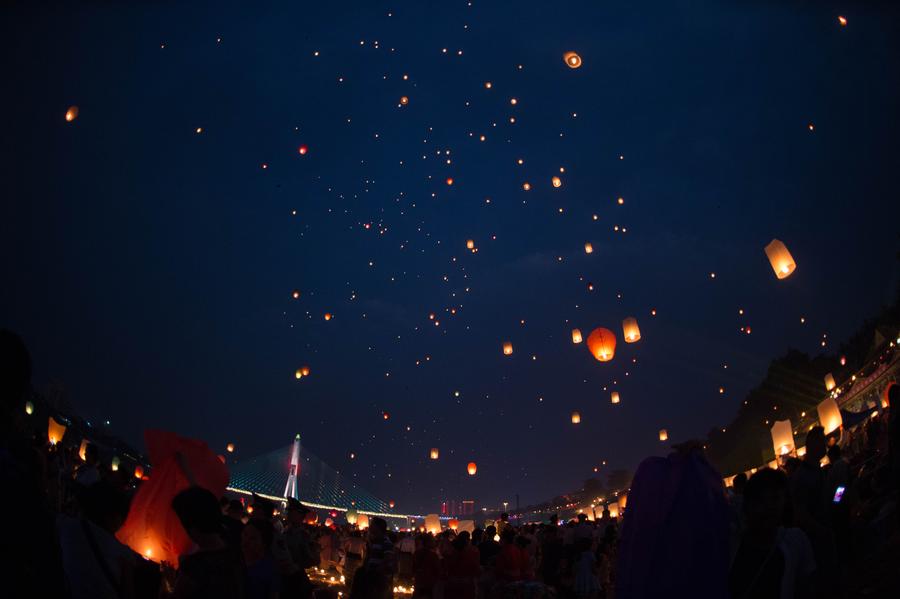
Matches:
[292,290,301,299]
[467,462,477,475]
[226,443,235,453]
[586,327,616,362]
[522,182,531,191]
[430,448,439,460]
[301,366,310,377]
[571,411,581,424]
[502,341,513,355]
[133,465,144,479]
[817,397,842,434]
[446,177,454,186]
[824,373,836,391]
[389,500,395,509]
[770,419,795,457]
[346,509,358,525]
[764,239,796,279]
[584,242,593,254]
[357,514,369,529]
[466,239,475,250]
[571,329,583,344]
[79,439,90,461]
[295,368,304,379]
[111,456,120,472]
[448,518,459,530]
[25,400,34,415]
[658,429,668,441]
[48,416,66,445]
[838,15,847,26]
[324,313,332,321]
[425,514,441,534]
[399,96,409,105]
[622,317,641,343]
[65,106,79,122]
[551,176,562,188]
[298,145,308,155]
[611,391,620,404]
[563,51,582,69]
[382,411,390,420]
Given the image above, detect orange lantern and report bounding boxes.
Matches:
[658,429,668,441]
[571,411,581,424]
[324,313,332,321]
[622,317,641,343]
[770,419,795,457]
[301,366,310,377]
[467,462,477,476]
[571,328,583,344]
[502,342,513,356]
[430,448,439,460]
[448,518,459,530]
[446,177,454,186]
[563,52,582,69]
[764,239,796,279]
[382,411,390,420]
[824,373,836,391]
[466,239,475,250]
[357,514,369,529]
[586,327,616,362]
[522,182,531,191]
[817,397,842,435]
[65,106,79,122]
[226,443,235,453]
[611,391,620,404]
[134,465,145,479]
[295,368,304,379]
[389,500,395,509]
[48,417,67,445]
[78,439,89,461]
[292,290,301,299]
[400,96,409,105]
[551,176,562,188]
[584,242,593,254]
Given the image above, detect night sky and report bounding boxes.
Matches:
[3,1,899,514]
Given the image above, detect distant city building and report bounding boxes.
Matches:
[441,499,476,516]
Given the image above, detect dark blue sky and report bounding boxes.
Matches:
[3,0,899,513]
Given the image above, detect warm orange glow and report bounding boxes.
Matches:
[466,239,474,250]
[571,328,583,344]
[611,391,620,404]
[658,429,668,441]
[522,182,531,191]
[134,465,144,479]
[817,397,842,434]
[78,439,89,461]
[324,313,332,321]
[622,317,641,343]
[226,443,235,453]
[292,290,301,299]
[389,500,395,509]
[383,411,390,420]
[467,462,477,475]
[357,514,369,529]
[448,518,459,530]
[764,239,796,279]
[586,327,616,362]
[48,417,67,445]
[400,96,409,105]
[838,15,847,26]
[446,177,454,186]
[551,176,562,188]
[824,373,836,391]
[65,106,79,122]
[571,411,581,424]
[295,368,304,379]
[563,51,582,69]
[430,448,439,460]
[301,366,310,377]
[770,419,794,457]
[298,145,308,155]
[502,341,513,355]
[584,242,593,254]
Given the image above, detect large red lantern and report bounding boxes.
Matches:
[467,462,477,476]
[586,327,616,362]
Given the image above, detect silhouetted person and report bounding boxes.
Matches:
[165,486,243,598]
[0,329,67,597]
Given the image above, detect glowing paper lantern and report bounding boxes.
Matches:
[764,239,796,279]
[611,391,620,404]
[584,242,593,254]
[301,366,310,377]
[324,517,334,527]
[448,518,459,530]
[563,52,582,69]
[356,514,369,529]
[111,456,120,472]
[586,327,616,362]
[770,419,795,457]
[467,461,477,476]
[79,439,89,461]
[457,520,475,534]
[226,443,235,453]
[382,411,390,420]
[502,342,513,355]
[622,317,641,343]
[346,509,358,525]
[608,504,619,518]
[389,500,395,509]
[824,373,836,392]
[466,239,475,250]
[571,411,581,424]
[48,417,67,445]
[295,368,304,379]
[399,96,409,105]
[817,397,842,435]
[133,465,144,479]
[324,313,332,321]
[424,514,441,534]
[298,145,308,155]
[25,401,34,415]
[430,448,439,460]
[292,290,301,299]
[658,429,668,441]
[838,15,847,26]
[617,494,627,511]
[446,177,454,186]
[571,329,583,344]
[551,176,562,188]
[65,106,79,122]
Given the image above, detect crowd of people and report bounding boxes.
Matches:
[2,327,899,599]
